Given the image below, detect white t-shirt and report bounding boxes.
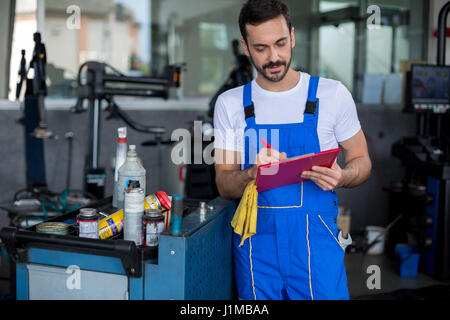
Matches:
[213,72,361,159]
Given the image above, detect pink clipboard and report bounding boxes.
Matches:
[256,148,342,192]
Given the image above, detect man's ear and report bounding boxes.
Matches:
[240,37,250,57]
[290,27,296,49]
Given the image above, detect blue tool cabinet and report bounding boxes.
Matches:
[1,197,236,300]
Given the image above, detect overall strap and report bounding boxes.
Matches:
[305,75,320,115]
[243,82,255,126]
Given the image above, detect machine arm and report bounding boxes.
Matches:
[72,61,183,135]
[437,1,450,66]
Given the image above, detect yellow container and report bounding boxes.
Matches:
[98,209,124,240]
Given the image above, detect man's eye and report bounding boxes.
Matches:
[277,42,286,47]
[255,47,265,52]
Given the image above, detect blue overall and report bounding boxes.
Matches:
[233,76,350,300]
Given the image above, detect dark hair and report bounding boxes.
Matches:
[239,0,292,42]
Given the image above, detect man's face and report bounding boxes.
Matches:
[241,15,295,83]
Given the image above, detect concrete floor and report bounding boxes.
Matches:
[345,252,450,299]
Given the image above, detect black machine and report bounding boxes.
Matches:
[72,61,183,199]
[15,33,51,193]
[5,34,85,242]
[388,2,450,279]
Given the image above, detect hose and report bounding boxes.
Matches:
[40,189,81,220]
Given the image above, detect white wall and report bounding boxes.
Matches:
[16,0,37,14]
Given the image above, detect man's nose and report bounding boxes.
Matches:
[269,47,280,62]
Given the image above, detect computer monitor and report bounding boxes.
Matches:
[407,64,450,113]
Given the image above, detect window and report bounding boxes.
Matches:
[319,22,355,91]
[366,0,411,74]
[316,0,426,102]
[319,0,359,12]
[8,0,428,103]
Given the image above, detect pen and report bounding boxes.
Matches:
[260,138,273,150]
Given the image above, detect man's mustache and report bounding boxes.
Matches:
[263,60,286,69]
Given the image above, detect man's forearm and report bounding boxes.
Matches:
[340,156,372,188]
[216,167,254,199]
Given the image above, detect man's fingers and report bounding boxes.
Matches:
[302,171,338,190]
[262,148,284,158]
[311,166,339,179]
[308,176,333,191]
[257,155,273,165]
[302,170,337,187]
[257,148,286,165]
[315,179,334,191]
[259,155,281,165]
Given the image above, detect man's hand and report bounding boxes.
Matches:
[301,162,344,191]
[301,130,372,191]
[214,148,287,199]
[248,148,287,179]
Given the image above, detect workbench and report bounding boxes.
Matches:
[0,197,236,300]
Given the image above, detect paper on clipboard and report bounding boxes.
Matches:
[256,148,342,192]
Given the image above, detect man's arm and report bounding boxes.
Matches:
[301,129,372,190]
[337,129,372,188]
[215,148,286,199]
[215,149,253,199]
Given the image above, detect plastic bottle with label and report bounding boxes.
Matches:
[116,145,146,209]
[112,127,128,208]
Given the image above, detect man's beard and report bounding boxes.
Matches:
[249,49,292,83]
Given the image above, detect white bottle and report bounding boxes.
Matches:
[112,127,128,208]
[116,145,146,209]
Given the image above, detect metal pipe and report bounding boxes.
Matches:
[0,227,135,255]
[37,95,47,128]
[101,88,168,98]
[391,25,397,73]
[65,132,74,191]
[437,1,450,65]
[87,98,95,168]
[103,75,170,85]
[92,99,100,168]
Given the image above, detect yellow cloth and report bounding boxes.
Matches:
[231,180,258,247]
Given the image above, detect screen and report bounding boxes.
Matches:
[411,65,450,104]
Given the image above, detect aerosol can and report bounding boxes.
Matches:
[116,145,146,209]
[112,127,128,208]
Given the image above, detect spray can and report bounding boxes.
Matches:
[98,209,124,240]
[112,127,128,208]
[117,145,146,209]
[124,188,145,245]
[77,208,99,239]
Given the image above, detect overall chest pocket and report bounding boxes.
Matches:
[257,182,304,208]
